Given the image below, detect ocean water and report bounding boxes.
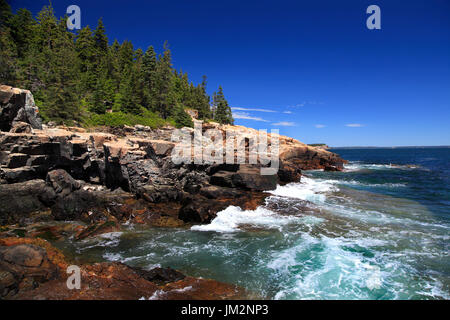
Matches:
[58,147,450,300]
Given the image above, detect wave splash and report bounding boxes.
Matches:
[191,206,301,233]
[188,162,449,299]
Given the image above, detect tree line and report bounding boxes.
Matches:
[0,0,234,127]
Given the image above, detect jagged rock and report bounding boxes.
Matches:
[0,87,346,228]
[75,221,120,240]
[278,160,302,183]
[0,244,59,298]
[232,165,277,191]
[0,179,50,225]
[0,85,42,131]
[0,238,246,300]
[210,170,234,188]
[46,169,81,197]
[10,121,32,133]
[210,165,277,191]
[185,109,198,119]
[199,185,239,199]
[0,167,39,184]
[5,153,29,168]
[179,199,219,223]
[131,266,186,285]
[149,140,175,157]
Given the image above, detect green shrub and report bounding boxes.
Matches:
[174,104,194,128]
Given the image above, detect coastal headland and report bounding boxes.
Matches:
[0,85,345,299]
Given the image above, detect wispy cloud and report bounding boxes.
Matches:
[287,101,324,108]
[233,112,269,122]
[231,107,277,113]
[288,103,305,108]
[345,123,364,127]
[283,111,293,114]
[272,121,296,127]
[315,124,326,128]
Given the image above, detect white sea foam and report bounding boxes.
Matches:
[269,176,337,203]
[173,285,193,293]
[344,162,419,172]
[78,231,123,251]
[329,179,407,188]
[99,231,123,240]
[148,289,166,300]
[103,252,122,261]
[191,205,299,232]
[268,234,405,300]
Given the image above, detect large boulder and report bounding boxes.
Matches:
[0,179,50,225]
[210,165,277,191]
[0,85,42,132]
[278,160,302,183]
[0,244,59,298]
[46,169,81,197]
[9,121,32,133]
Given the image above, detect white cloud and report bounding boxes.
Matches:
[288,103,305,108]
[233,112,269,122]
[345,123,364,127]
[231,107,277,113]
[283,111,293,114]
[287,101,324,108]
[315,124,326,128]
[272,121,296,127]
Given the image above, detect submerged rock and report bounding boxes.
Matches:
[0,237,247,300]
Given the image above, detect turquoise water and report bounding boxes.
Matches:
[59,147,450,300]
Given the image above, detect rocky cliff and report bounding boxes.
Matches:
[0,85,346,299]
[0,86,345,227]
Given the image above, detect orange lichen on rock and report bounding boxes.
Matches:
[0,237,69,271]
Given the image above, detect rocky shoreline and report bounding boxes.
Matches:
[0,85,346,299]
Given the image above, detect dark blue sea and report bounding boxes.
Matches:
[59,147,450,299]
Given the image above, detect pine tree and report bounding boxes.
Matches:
[75,25,96,93]
[112,40,139,113]
[174,104,194,128]
[141,45,157,108]
[91,58,114,113]
[0,0,12,26]
[154,42,173,118]
[1,2,224,127]
[118,40,134,73]
[0,0,17,85]
[34,7,80,123]
[8,8,35,59]
[194,75,211,119]
[109,39,121,90]
[93,17,108,54]
[133,48,145,109]
[213,86,233,124]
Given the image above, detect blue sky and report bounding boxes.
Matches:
[10,0,450,146]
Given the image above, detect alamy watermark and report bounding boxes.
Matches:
[171,122,280,175]
[66,5,81,30]
[366,5,381,30]
[66,265,81,289]
[66,4,381,32]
